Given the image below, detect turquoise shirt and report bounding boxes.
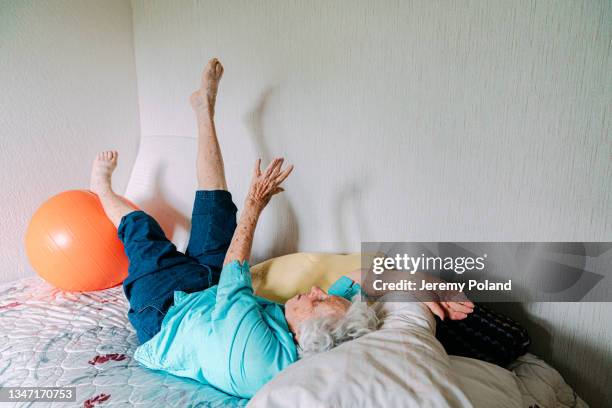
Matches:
[133,260,361,398]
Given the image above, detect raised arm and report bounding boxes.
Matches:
[223,158,293,265]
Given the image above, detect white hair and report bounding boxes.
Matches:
[297,297,379,358]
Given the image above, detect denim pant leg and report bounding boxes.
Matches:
[118,210,214,344]
[185,190,238,285]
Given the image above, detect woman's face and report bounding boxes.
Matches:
[284,286,350,339]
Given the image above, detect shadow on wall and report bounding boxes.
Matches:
[490,302,608,406]
[332,179,372,252]
[246,87,373,256]
[245,87,300,257]
[138,163,191,242]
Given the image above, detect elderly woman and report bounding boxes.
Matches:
[89,59,470,398]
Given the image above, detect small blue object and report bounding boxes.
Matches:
[327,275,362,300]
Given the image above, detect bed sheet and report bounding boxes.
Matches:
[0,276,588,408]
[0,276,248,407]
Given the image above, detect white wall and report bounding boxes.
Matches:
[0,0,141,283]
[130,0,611,405]
[1,0,609,405]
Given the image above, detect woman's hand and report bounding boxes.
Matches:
[246,158,293,211]
[222,158,293,266]
[424,300,475,321]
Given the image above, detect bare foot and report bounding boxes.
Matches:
[190,58,224,117]
[90,150,118,196]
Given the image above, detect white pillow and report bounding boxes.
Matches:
[248,300,474,408]
[450,356,523,407]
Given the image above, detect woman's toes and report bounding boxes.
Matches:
[191,58,223,113]
[206,58,217,74]
[90,151,118,195]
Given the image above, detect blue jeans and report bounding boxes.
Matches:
[118,190,237,344]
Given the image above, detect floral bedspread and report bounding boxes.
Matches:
[0,276,247,407]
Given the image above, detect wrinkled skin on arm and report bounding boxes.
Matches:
[223,158,293,266]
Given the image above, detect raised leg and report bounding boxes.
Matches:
[90,151,216,344]
[89,150,136,227]
[190,58,227,191]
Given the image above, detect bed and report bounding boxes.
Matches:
[0,136,589,407]
[0,271,587,407]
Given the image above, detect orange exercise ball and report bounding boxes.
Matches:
[25,190,134,292]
